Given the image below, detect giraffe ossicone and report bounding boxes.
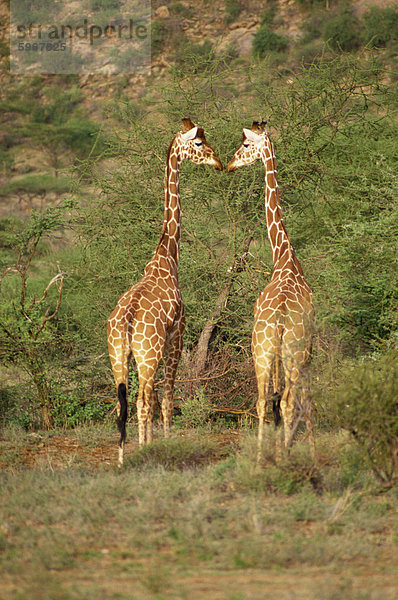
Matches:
[227,121,315,458]
[108,119,222,466]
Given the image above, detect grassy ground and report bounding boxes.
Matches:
[1,425,397,600]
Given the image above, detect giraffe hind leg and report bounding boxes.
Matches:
[162,316,185,439]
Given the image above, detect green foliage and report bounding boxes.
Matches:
[332,353,398,488]
[0,203,71,427]
[224,0,242,24]
[0,174,70,197]
[1,84,105,177]
[174,39,214,71]
[50,384,109,428]
[89,0,119,10]
[261,7,277,26]
[363,6,398,48]
[322,8,362,51]
[175,388,212,429]
[294,0,327,8]
[151,19,168,55]
[252,24,289,57]
[232,432,318,494]
[299,9,329,43]
[1,52,397,432]
[170,1,193,18]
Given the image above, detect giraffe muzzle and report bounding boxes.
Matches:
[212,157,223,171]
[226,159,237,172]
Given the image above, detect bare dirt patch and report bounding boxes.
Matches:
[0,429,241,470]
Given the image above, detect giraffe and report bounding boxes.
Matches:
[227,120,314,456]
[108,118,223,466]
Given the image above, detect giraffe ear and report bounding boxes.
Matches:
[181,126,198,142]
[182,117,196,131]
[243,128,263,144]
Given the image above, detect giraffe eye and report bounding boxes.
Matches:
[243,142,249,148]
[195,141,203,146]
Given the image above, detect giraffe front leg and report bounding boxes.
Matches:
[253,355,273,464]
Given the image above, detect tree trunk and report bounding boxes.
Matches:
[27,354,53,429]
[190,237,253,383]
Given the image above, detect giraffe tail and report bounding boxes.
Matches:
[117,383,128,446]
[272,392,282,426]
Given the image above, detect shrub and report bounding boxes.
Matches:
[331,353,398,488]
[322,9,361,51]
[170,1,193,18]
[89,0,119,10]
[224,0,242,24]
[294,0,327,8]
[363,6,398,48]
[175,388,212,429]
[252,25,289,57]
[151,19,168,55]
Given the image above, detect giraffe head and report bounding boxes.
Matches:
[226,120,268,172]
[175,118,223,170]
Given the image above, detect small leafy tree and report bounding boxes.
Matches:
[332,353,398,489]
[363,6,398,48]
[322,8,362,51]
[252,25,288,57]
[0,204,69,427]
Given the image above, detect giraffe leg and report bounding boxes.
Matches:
[136,377,152,445]
[253,354,273,463]
[163,315,185,439]
[145,389,158,444]
[280,356,300,451]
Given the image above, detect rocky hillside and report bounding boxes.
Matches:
[0,0,397,220]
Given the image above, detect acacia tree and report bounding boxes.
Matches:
[69,53,397,422]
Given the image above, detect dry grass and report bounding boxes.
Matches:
[1,426,397,600]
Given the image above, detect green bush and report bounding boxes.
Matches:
[363,6,398,47]
[170,1,193,18]
[322,9,361,51]
[294,0,327,8]
[89,0,119,10]
[50,386,109,428]
[224,0,242,24]
[151,19,168,55]
[252,25,289,57]
[332,353,398,488]
[175,388,212,429]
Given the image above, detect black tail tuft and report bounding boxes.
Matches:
[117,383,128,445]
[272,392,282,427]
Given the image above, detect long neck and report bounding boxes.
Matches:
[261,142,294,268]
[156,141,182,264]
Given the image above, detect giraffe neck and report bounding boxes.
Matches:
[261,143,293,268]
[156,139,182,265]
